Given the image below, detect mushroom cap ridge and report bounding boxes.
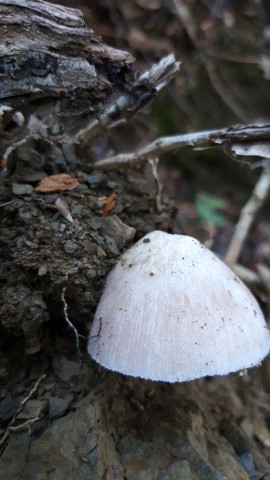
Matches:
[88,231,270,382]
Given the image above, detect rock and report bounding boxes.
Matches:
[99,215,135,249]
[53,356,90,385]
[104,235,119,255]
[17,399,48,420]
[38,265,48,276]
[0,433,32,478]
[86,173,104,187]
[238,453,256,477]
[106,180,117,189]
[18,206,36,222]
[0,375,270,480]
[24,239,38,249]
[97,246,106,257]
[12,183,33,195]
[59,223,67,233]
[89,216,101,230]
[0,393,125,480]
[158,460,200,480]
[82,240,97,255]
[0,393,16,424]
[64,240,77,254]
[42,194,58,203]
[49,395,74,420]
[0,356,9,379]
[51,221,61,234]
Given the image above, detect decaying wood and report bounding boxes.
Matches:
[0,0,133,116]
[0,0,180,149]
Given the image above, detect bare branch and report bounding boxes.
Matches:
[172,0,248,121]
[224,163,270,265]
[94,124,270,171]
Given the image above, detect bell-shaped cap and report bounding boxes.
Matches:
[88,231,270,382]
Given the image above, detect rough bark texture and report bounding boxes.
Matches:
[0,0,133,114]
[1,2,270,479]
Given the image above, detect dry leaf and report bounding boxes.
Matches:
[35,174,80,193]
[102,193,117,216]
[0,158,7,170]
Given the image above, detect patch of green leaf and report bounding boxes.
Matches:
[195,192,228,227]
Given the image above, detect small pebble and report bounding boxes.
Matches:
[64,240,77,254]
[51,221,61,234]
[106,180,117,189]
[24,239,38,249]
[89,216,101,230]
[38,265,48,276]
[12,183,33,195]
[97,246,106,257]
[86,173,104,187]
[104,235,119,255]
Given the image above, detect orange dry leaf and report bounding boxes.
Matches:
[35,174,80,193]
[0,158,7,169]
[102,193,117,216]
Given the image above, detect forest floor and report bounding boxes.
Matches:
[1,1,270,479]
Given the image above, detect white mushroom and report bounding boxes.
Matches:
[88,231,270,382]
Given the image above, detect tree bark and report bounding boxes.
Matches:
[0,0,134,113]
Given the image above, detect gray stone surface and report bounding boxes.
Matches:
[2,372,269,480]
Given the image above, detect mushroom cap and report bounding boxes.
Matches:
[88,231,270,382]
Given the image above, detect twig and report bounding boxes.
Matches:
[231,263,260,288]
[3,136,29,162]
[0,200,14,208]
[94,129,218,170]
[2,113,53,169]
[172,0,247,121]
[148,157,162,211]
[8,417,41,433]
[21,374,46,407]
[94,124,270,171]
[224,163,270,265]
[0,373,46,447]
